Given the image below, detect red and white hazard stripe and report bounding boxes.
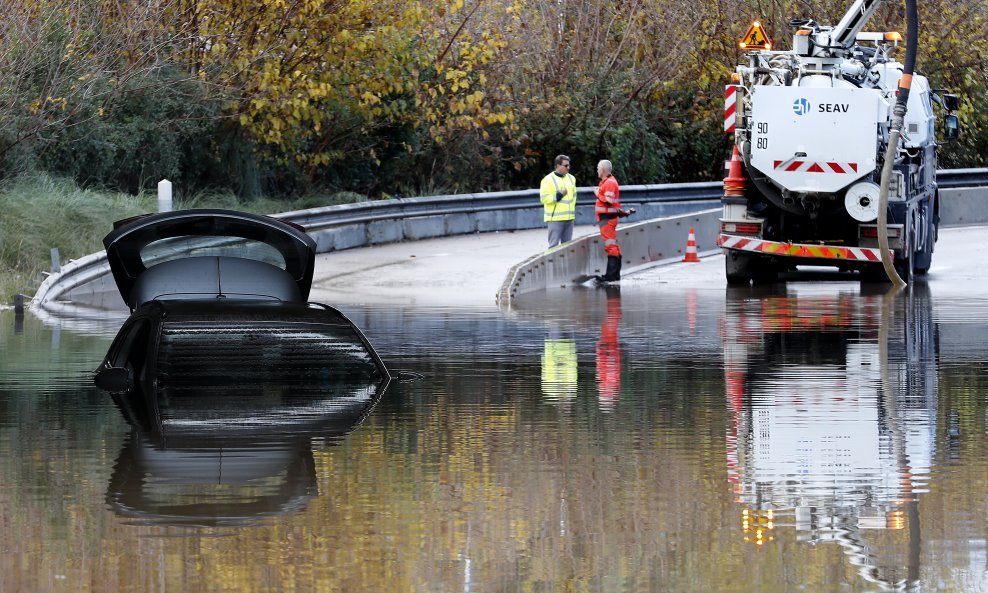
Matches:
[724,85,738,134]
[773,160,859,174]
[717,234,881,262]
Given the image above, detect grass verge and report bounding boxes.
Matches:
[0,174,368,300]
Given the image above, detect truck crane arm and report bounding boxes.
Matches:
[831,0,890,49]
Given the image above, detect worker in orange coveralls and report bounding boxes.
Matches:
[593,159,634,284]
[596,286,622,411]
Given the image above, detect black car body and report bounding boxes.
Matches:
[94,209,390,393]
[99,299,389,420]
[93,209,390,524]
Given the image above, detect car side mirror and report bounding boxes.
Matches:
[94,366,133,393]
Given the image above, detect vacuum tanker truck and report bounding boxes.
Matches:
[718,0,959,283]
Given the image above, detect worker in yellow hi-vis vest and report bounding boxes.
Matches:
[539,154,577,248]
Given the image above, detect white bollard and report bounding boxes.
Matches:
[157,179,173,212]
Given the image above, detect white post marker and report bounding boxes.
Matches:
[157,179,173,212]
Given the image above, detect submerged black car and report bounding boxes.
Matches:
[92,209,391,525]
[93,208,390,400]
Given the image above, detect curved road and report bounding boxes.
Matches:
[309,225,987,307]
[309,226,602,307]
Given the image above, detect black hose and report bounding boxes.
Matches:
[898,0,918,105]
[876,0,919,286]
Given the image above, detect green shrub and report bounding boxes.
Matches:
[38,68,226,194]
[0,174,154,297]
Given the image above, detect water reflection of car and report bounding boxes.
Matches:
[107,430,321,528]
[93,209,391,393]
[105,368,387,527]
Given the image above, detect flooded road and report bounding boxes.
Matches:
[3,277,988,592]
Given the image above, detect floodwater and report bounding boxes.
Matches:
[2,282,988,593]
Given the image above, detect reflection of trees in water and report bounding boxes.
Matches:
[302,387,738,591]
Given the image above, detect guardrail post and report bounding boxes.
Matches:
[158,179,173,213]
[50,248,61,273]
[13,294,25,334]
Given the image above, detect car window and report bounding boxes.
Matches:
[155,320,383,386]
[139,236,287,270]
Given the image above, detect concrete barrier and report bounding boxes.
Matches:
[495,186,985,305]
[940,187,987,226]
[32,251,123,310]
[496,209,721,306]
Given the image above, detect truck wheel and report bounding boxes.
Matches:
[752,265,779,284]
[726,272,751,285]
[895,251,913,283]
[913,243,932,275]
[725,252,777,285]
[725,252,753,285]
[913,216,935,275]
[861,264,893,283]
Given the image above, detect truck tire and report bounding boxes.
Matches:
[725,251,753,285]
[860,265,886,283]
[725,252,778,285]
[913,241,932,275]
[895,251,913,283]
[726,272,751,285]
[913,216,935,275]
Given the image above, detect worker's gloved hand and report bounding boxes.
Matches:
[556,192,564,201]
[618,208,636,218]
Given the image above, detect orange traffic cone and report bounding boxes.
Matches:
[724,145,746,197]
[683,227,700,262]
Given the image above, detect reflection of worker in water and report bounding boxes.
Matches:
[596,287,622,410]
[541,327,577,403]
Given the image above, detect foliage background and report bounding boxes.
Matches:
[0,0,985,199]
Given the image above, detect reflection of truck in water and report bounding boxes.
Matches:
[718,0,960,283]
[723,286,937,585]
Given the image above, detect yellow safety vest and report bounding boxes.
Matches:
[540,172,577,222]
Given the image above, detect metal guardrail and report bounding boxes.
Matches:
[935,168,988,189]
[275,169,988,230]
[30,169,988,307]
[275,181,724,230]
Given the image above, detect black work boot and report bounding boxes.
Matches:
[596,256,622,284]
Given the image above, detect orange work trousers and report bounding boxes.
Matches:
[598,216,621,257]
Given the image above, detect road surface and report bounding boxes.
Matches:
[309,225,988,307]
[309,226,599,306]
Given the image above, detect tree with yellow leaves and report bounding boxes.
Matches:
[177,0,518,193]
